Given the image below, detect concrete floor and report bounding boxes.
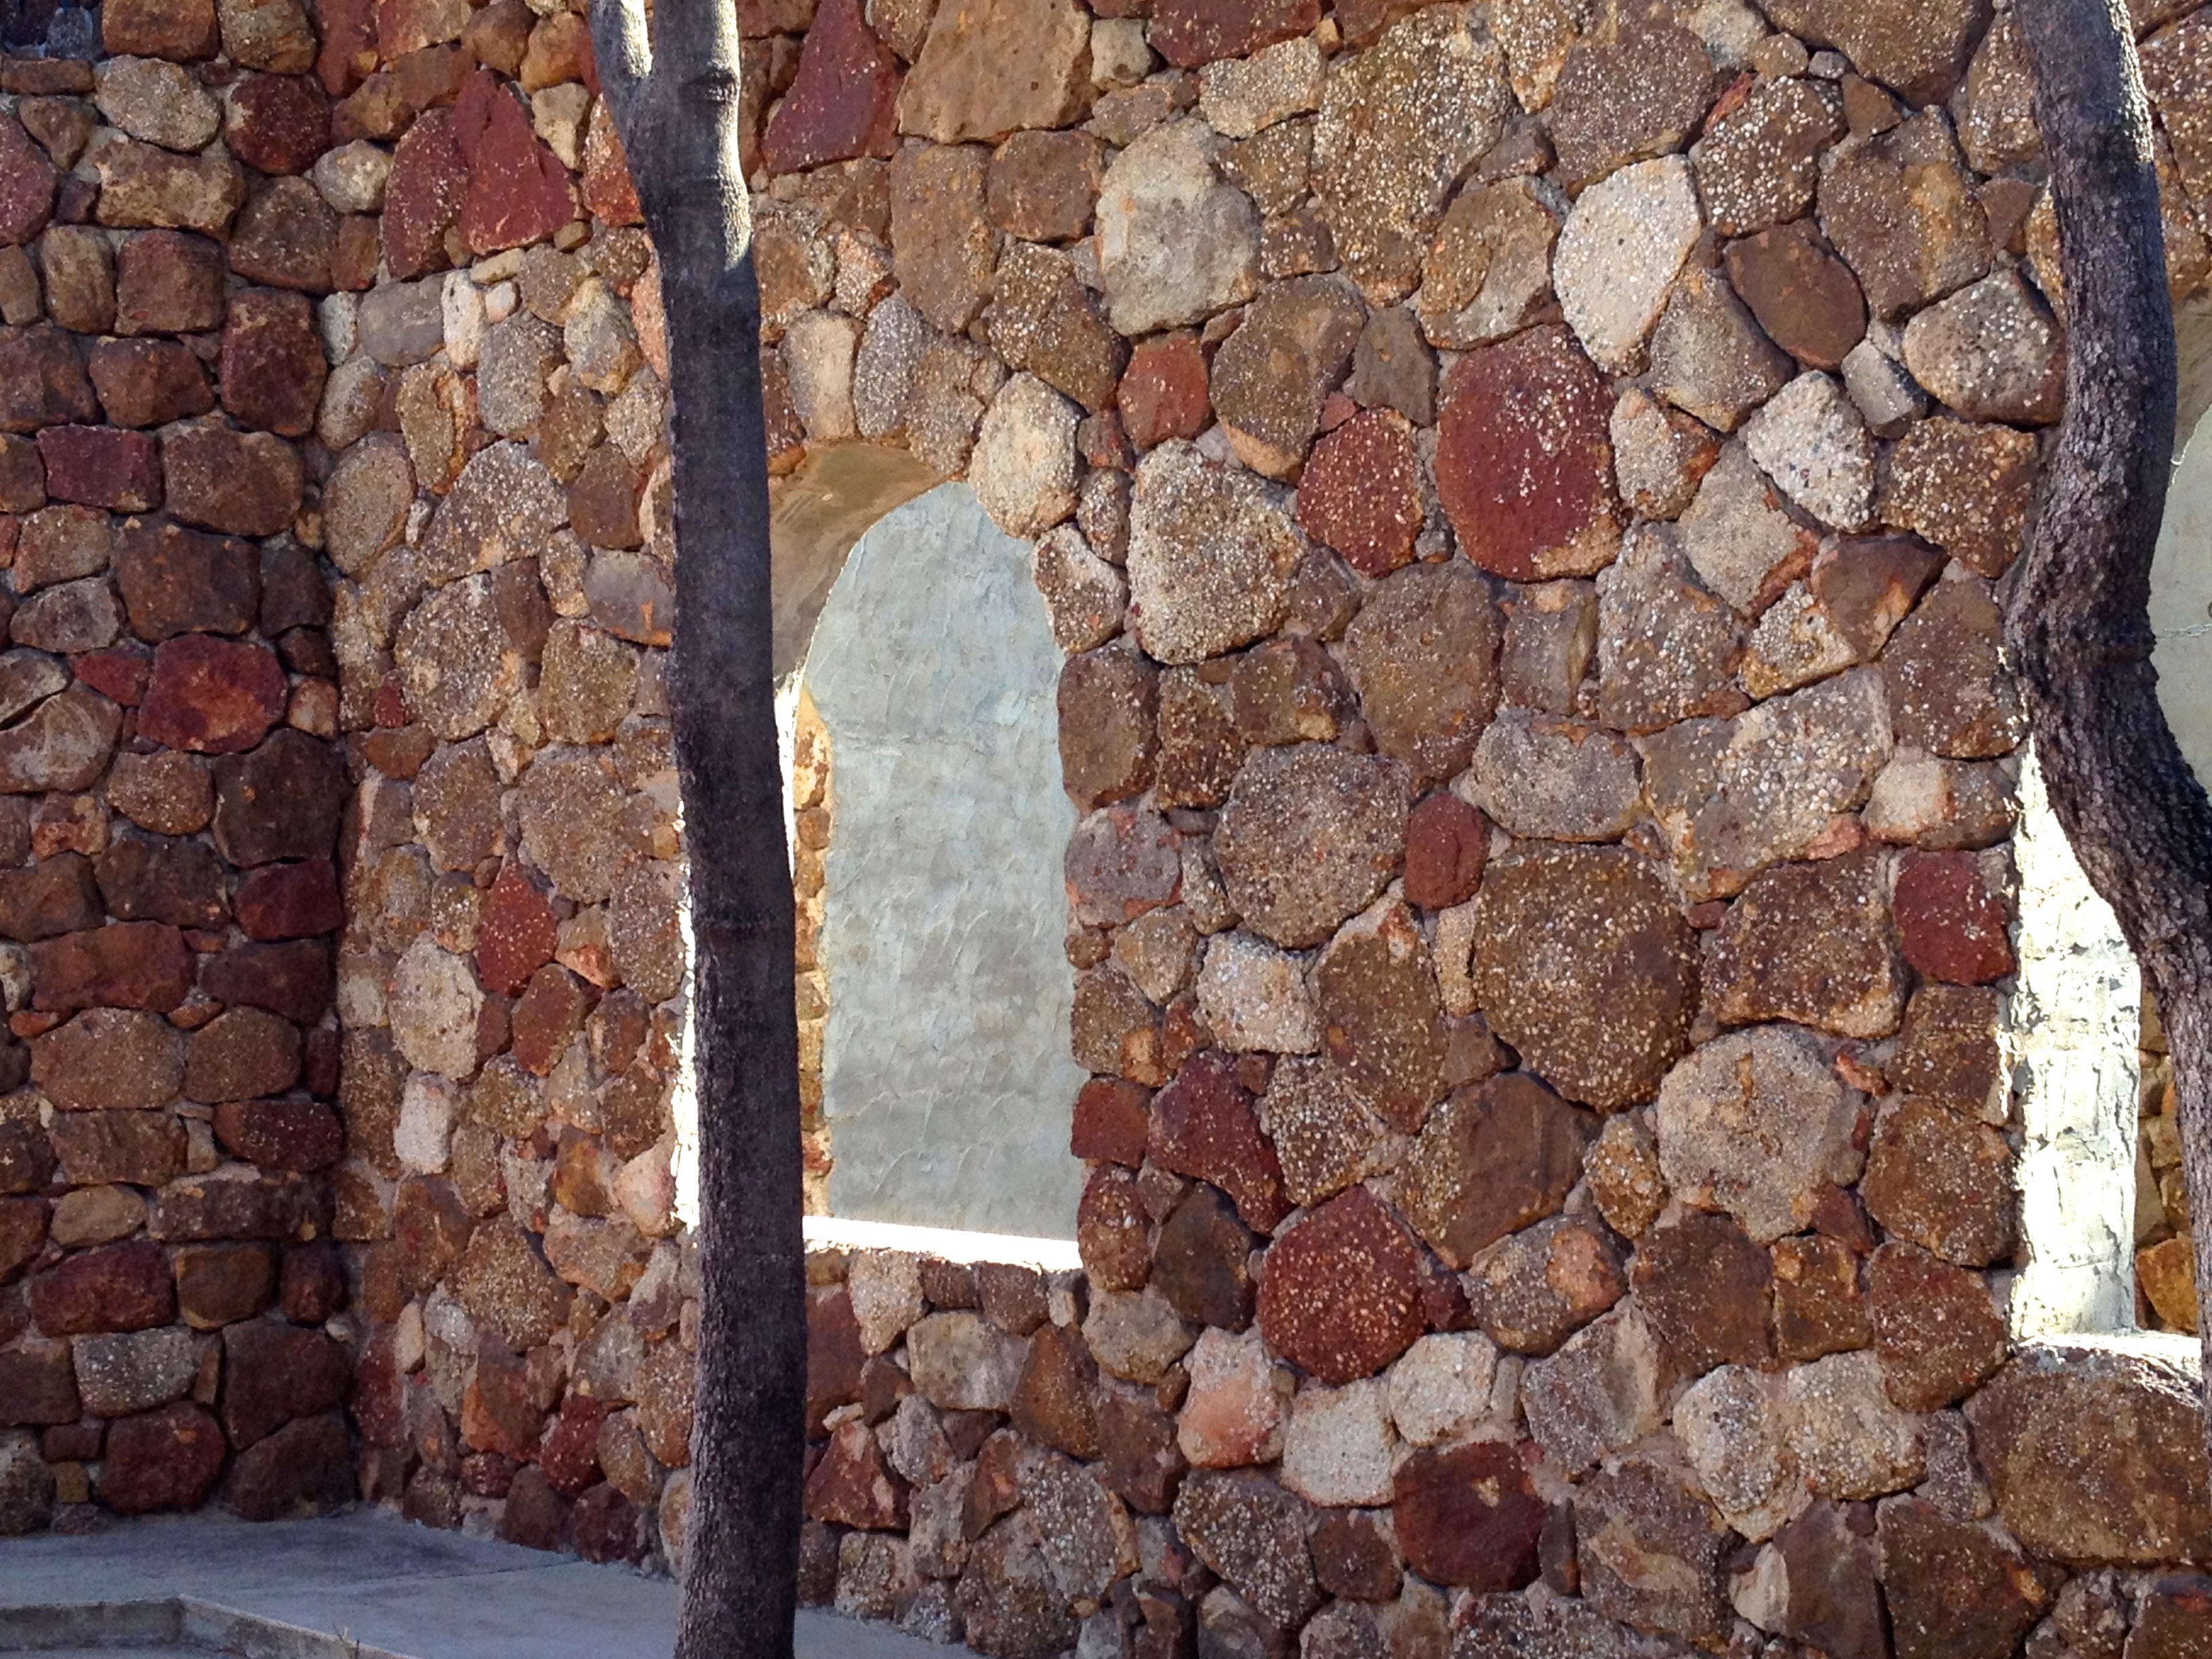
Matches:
[0,1511,951,1658]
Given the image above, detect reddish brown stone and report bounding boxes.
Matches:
[30,922,193,1012]
[0,1196,46,1282]
[1723,220,1868,372]
[0,113,57,248]
[278,1242,343,1324]
[0,328,100,434]
[1893,851,2012,985]
[0,1118,54,1194]
[233,859,342,941]
[115,518,258,642]
[987,129,1107,244]
[1147,1050,1288,1232]
[1095,1388,1185,1515]
[392,1176,476,1296]
[1010,1322,1101,1460]
[1861,1098,2014,1269]
[1631,1210,1773,1376]
[226,74,330,176]
[1119,333,1211,452]
[98,1401,226,1514]
[1868,1241,2006,1411]
[1060,645,1159,813]
[1877,1494,2046,1659]
[1437,325,1621,581]
[462,1352,544,1462]
[1149,0,1319,67]
[1403,792,1488,912]
[382,106,466,281]
[163,426,304,538]
[200,940,331,1025]
[221,1319,348,1448]
[1310,1508,1401,1601]
[113,231,226,337]
[476,863,559,998]
[454,70,575,255]
[0,855,102,943]
[1077,1163,1151,1293]
[1256,1186,1425,1384]
[1894,983,2004,1121]
[567,447,642,550]
[105,0,223,60]
[173,1242,277,1328]
[806,1286,865,1435]
[581,101,642,227]
[1467,1214,1627,1355]
[806,1416,909,1530]
[1071,1076,1150,1166]
[762,0,899,176]
[1296,408,1422,578]
[0,1338,78,1425]
[28,1238,173,1335]
[89,339,211,430]
[35,426,161,512]
[46,1109,186,1187]
[96,837,228,930]
[136,636,288,756]
[220,289,327,438]
[1392,1440,1547,1592]
[0,434,43,510]
[512,962,596,1076]
[1397,1073,1591,1269]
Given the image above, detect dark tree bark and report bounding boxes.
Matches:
[2013,0,2212,1427]
[583,3,804,1654]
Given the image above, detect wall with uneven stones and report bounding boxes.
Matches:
[0,0,2209,1658]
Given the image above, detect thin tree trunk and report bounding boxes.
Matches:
[2012,0,2212,1427]
[585,3,804,1653]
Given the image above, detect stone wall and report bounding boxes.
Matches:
[0,0,2209,1655]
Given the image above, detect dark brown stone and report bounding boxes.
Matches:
[114,519,259,642]
[96,836,228,929]
[1077,1164,1151,1293]
[96,1401,226,1514]
[219,289,327,438]
[1759,0,1989,105]
[1312,897,1443,1132]
[1706,849,1905,1038]
[1546,0,1717,192]
[1207,275,1366,480]
[0,1196,45,1282]
[1436,324,1620,582]
[0,854,101,942]
[987,129,1106,243]
[200,940,331,1025]
[1396,1073,1590,1270]
[0,329,98,434]
[1148,0,1319,68]
[214,1100,341,1174]
[1391,1440,1547,1591]
[233,860,343,941]
[1255,1186,1424,1384]
[1465,1213,1626,1355]
[46,1110,186,1187]
[1631,1210,1773,1376]
[1867,1242,2005,1411]
[1771,1233,1872,1362]
[1861,1097,2013,1269]
[88,340,213,430]
[173,1242,276,1328]
[105,0,223,60]
[1153,669,1245,811]
[1060,646,1158,813]
[1150,1182,1255,1331]
[0,1118,54,1195]
[987,242,1128,414]
[1400,792,1488,912]
[1723,219,1868,371]
[212,731,345,866]
[1877,1494,2046,1659]
[162,426,304,538]
[227,178,336,291]
[1893,983,2004,1122]
[28,1239,173,1335]
[0,1338,77,1425]
[1096,1387,1184,1515]
[226,1410,356,1520]
[1010,1322,1101,1460]
[1816,110,1990,321]
[1310,1508,1401,1602]
[1761,1500,1887,1659]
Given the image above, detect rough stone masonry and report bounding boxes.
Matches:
[2,0,2211,1656]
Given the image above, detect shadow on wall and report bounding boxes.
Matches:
[766,449,1086,1240]
[2151,295,2212,785]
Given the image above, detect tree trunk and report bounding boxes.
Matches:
[584,3,804,1654]
[2012,0,2212,1427]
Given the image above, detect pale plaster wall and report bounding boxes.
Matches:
[801,482,1086,1239]
[2151,298,2212,785]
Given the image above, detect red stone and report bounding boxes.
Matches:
[1403,792,1490,910]
[1255,1185,1426,1384]
[28,1238,174,1334]
[1296,408,1423,577]
[227,74,331,176]
[220,288,327,438]
[382,106,467,280]
[1149,0,1320,68]
[1437,324,1622,581]
[1119,333,1211,451]
[805,1417,909,1530]
[477,863,559,997]
[1147,1050,1288,1232]
[317,0,380,94]
[138,635,289,754]
[0,113,57,247]
[1393,1440,1547,1591]
[70,648,152,705]
[538,1392,607,1495]
[1071,1076,1151,1166]
[762,0,900,176]
[581,102,642,228]
[234,859,343,940]
[98,1401,227,1515]
[88,340,214,430]
[35,426,161,512]
[115,231,227,337]
[462,1352,545,1461]
[30,922,194,1012]
[512,962,596,1076]
[1893,852,2013,985]
[215,1099,344,1172]
[454,70,575,255]
[200,939,332,1024]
